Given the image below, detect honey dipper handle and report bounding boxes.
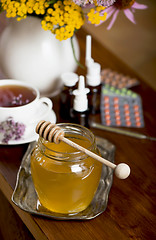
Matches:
[61,137,130,179]
[62,136,116,169]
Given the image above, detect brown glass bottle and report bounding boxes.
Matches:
[87,84,101,114]
[86,62,101,115]
[60,72,78,120]
[70,109,89,128]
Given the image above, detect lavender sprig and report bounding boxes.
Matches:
[0,117,26,144]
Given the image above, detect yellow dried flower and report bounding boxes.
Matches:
[41,0,84,41]
[1,0,28,19]
[0,0,108,40]
[87,6,107,25]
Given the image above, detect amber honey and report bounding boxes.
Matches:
[31,124,102,214]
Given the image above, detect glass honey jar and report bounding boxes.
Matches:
[31,123,102,214]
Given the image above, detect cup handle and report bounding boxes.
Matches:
[30,97,53,124]
[39,97,53,111]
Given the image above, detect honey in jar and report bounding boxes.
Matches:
[31,123,102,214]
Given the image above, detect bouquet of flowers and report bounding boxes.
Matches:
[0,0,147,41]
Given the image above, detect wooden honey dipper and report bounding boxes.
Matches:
[36,120,130,179]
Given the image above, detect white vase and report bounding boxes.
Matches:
[0,16,80,93]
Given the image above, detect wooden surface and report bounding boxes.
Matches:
[0,16,156,240]
[0,190,35,240]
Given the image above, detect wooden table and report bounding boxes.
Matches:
[0,17,156,240]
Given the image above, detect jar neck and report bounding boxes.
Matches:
[38,123,96,162]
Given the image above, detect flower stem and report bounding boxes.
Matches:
[71,36,85,69]
[47,0,58,4]
[0,2,4,13]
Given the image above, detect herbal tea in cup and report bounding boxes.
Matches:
[0,84,36,107]
[0,79,53,143]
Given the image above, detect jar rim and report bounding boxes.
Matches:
[38,123,96,162]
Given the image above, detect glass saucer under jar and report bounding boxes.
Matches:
[31,123,103,214]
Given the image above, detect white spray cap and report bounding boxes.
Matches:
[73,75,90,112]
[61,72,78,87]
[85,35,94,67]
[86,62,101,87]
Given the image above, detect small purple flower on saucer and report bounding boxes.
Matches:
[0,117,26,144]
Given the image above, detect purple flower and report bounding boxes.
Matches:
[96,0,116,7]
[11,94,30,107]
[72,0,115,7]
[0,117,26,144]
[71,0,91,6]
[99,0,148,29]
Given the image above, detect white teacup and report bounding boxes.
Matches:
[0,79,56,144]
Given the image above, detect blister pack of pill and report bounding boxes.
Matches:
[100,85,144,128]
[101,69,139,89]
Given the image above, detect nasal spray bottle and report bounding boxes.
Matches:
[70,75,90,127]
[86,35,102,114]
